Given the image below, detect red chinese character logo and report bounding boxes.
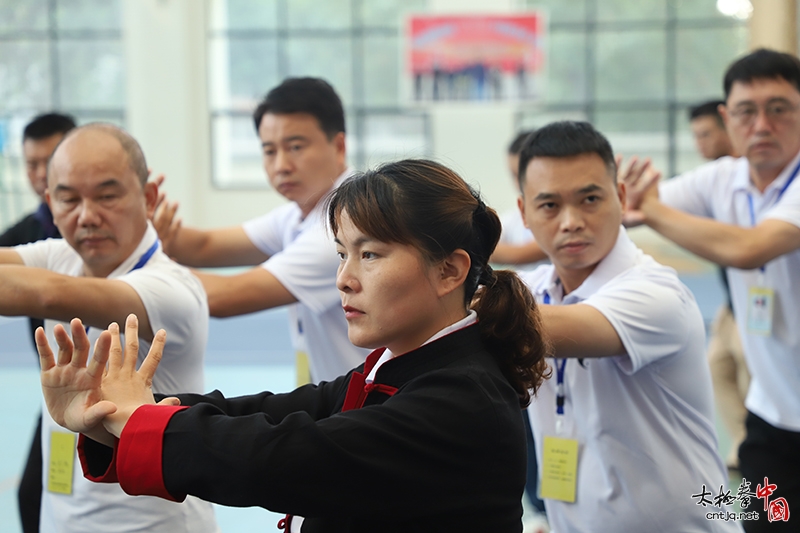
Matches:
[769,497,790,523]
[756,477,777,511]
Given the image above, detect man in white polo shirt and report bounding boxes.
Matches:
[0,124,217,532]
[517,121,738,532]
[154,78,368,383]
[623,49,800,532]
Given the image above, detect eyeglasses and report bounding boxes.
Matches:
[728,101,799,126]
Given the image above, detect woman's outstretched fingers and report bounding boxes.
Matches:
[36,327,56,371]
[87,331,112,379]
[124,314,139,372]
[107,322,122,370]
[54,323,75,366]
[69,318,91,369]
[139,329,166,387]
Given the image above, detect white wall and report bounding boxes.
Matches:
[123,0,286,230]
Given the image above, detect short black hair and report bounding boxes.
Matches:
[723,48,800,99]
[508,130,535,155]
[689,100,725,126]
[252,77,345,139]
[23,113,77,141]
[518,121,616,187]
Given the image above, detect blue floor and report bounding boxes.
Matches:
[0,272,730,532]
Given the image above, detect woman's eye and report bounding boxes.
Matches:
[362,251,376,260]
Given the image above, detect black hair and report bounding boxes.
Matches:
[508,130,535,155]
[517,121,616,187]
[688,100,725,126]
[328,159,550,407]
[23,113,77,141]
[723,48,800,99]
[252,77,345,139]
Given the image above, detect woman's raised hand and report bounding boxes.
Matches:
[101,314,175,438]
[38,319,118,445]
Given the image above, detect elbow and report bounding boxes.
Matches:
[207,295,236,318]
[726,241,769,270]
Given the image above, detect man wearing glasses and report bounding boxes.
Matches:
[623,48,800,532]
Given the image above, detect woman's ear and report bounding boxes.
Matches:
[436,249,471,298]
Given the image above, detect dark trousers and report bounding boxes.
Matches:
[522,411,546,514]
[18,414,42,533]
[739,411,800,532]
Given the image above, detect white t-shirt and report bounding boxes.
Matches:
[16,223,218,533]
[660,151,800,431]
[242,170,370,382]
[521,230,737,533]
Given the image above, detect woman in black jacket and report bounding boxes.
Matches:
[38,159,549,533]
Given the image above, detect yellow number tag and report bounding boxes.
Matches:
[48,431,76,495]
[540,435,579,503]
[296,351,311,387]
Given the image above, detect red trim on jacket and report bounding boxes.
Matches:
[78,434,119,483]
[341,348,398,412]
[117,404,189,502]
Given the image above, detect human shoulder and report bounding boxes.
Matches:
[582,255,700,371]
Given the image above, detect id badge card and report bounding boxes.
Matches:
[539,435,579,502]
[747,286,775,336]
[48,431,76,495]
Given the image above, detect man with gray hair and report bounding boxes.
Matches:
[0,123,218,533]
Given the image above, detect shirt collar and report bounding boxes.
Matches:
[732,148,800,196]
[533,228,639,304]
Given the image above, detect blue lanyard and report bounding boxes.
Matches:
[543,292,568,416]
[746,157,800,272]
[84,239,160,333]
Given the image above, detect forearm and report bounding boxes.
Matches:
[642,199,773,269]
[0,266,153,339]
[540,304,624,358]
[197,268,297,317]
[169,226,268,268]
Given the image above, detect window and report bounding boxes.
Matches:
[207,0,430,188]
[0,0,125,230]
[517,0,748,178]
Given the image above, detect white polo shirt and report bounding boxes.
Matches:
[660,150,800,431]
[242,170,370,382]
[521,230,736,533]
[16,223,218,533]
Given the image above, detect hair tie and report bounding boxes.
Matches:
[479,264,497,287]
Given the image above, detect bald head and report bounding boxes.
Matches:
[49,123,149,187]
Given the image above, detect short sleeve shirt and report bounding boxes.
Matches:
[660,151,800,431]
[520,230,735,533]
[242,170,370,381]
[15,224,218,533]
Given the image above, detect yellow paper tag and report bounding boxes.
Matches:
[747,286,775,336]
[296,351,312,387]
[48,431,76,495]
[540,435,579,502]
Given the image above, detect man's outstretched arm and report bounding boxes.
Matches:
[195,267,298,317]
[0,262,154,340]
